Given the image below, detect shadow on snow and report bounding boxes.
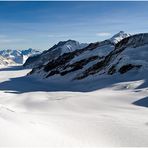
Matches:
[0,65,147,94]
[133,97,148,108]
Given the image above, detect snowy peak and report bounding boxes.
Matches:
[51,39,88,55]
[24,40,88,68]
[115,33,148,50]
[110,31,131,44]
[0,48,41,64]
[0,49,23,64]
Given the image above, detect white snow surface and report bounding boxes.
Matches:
[0,65,148,147]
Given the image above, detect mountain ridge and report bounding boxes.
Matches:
[24,40,88,68]
[24,31,148,82]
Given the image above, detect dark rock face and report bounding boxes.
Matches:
[119,64,142,74]
[46,70,60,77]
[60,56,99,76]
[44,55,99,78]
[108,65,116,75]
[44,52,75,72]
[23,54,40,67]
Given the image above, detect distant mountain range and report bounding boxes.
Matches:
[24,31,148,82]
[0,48,41,65]
[0,55,15,66]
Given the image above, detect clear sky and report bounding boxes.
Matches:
[0,1,148,50]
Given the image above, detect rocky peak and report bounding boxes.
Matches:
[110,31,131,44]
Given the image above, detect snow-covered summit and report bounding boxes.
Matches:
[24,40,88,68]
[49,39,88,55]
[110,31,131,44]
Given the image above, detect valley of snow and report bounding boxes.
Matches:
[0,65,148,147]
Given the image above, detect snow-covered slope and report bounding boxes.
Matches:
[0,48,41,64]
[0,55,15,67]
[24,40,88,68]
[0,49,23,64]
[28,32,147,82]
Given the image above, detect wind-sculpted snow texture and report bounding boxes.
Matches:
[0,66,147,147]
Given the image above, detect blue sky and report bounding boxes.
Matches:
[0,1,148,50]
